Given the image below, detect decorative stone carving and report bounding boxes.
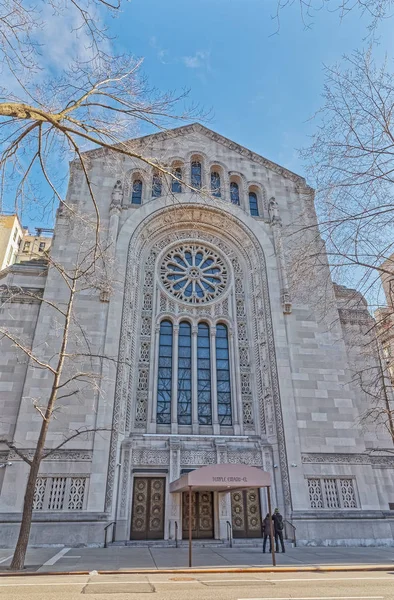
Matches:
[131,449,170,465]
[7,449,92,461]
[181,450,216,465]
[302,452,394,468]
[227,451,262,466]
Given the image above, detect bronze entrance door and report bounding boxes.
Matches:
[182,491,214,539]
[130,477,165,540]
[231,488,262,538]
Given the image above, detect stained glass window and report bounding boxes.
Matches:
[131,179,142,204]
[249,192,259,216]
[172,167,182,193]
[157,320,172,424]
[197,323,212,425]
[177,321,192,425]
[211,171,221,197]
[216,324,232,425]
[230,182,240,205]
[191,161,202,189]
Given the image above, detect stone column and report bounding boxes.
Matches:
[171,325,179,434]
[215,440,231,541]
[115,442,132,540]
[168,439,181,541]
[192,324,199,433]
[229,328,241,435]
[148,324,160,433]
[269,197,292,314]
[210,325,219,434]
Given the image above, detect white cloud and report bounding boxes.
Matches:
[182,50,210,69]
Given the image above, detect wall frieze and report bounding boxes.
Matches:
[301,452,394,468]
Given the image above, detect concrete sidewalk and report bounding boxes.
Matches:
[0,545,393,573]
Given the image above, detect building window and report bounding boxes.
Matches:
[249,192,259,216]
[216,324,232,425]
[17,236,22,248]
[152,172,162,197]
[131,179,143,204]
[307,477,358,509]
[157,320,173,424]
[197,323,212,425]
[39,242,46,252]
[191,161,202,189]
[211,171,221,197]
[230,182,240,205]
[178,321,192,425]
[23,241,30,252]
[13,229,17,241]
[6,247,13,265]
[33,476,87,511]
[172,167,182,193]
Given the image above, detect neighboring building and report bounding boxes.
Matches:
[17,230,52,264]
[0,214,23,271]
[0,124,393,548]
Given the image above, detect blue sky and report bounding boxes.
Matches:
[9,0,393,231]
[109,0,391,176]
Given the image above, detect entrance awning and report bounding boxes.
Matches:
[169,464,271,493]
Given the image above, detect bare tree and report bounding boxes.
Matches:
[275,0,393,32]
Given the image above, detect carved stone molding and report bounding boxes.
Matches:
[7,449,92,461]
[131,449,170,466]
[301,452,394,468]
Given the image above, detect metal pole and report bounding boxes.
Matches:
[188,486,192,568]
[266,486,276,567]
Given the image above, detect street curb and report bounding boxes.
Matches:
[0,564,393,577]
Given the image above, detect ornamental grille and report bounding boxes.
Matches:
[307,477,357,509]
[160,244,227,304]
[33,476,87,510]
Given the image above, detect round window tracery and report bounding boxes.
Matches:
[160,244,228,303]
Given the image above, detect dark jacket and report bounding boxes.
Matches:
[272,512,284,533]
[263,516,272,536]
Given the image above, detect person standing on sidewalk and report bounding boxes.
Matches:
[272,508,285,553]
[262,513,272,553]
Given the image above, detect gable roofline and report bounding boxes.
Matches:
[82,123,309,185]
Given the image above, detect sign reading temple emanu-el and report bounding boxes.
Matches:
[169,464,271,493]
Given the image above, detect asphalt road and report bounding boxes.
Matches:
[0,570,393,599]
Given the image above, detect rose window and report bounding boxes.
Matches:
[160,244,228,303]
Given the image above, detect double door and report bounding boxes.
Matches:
[130,477,165,540]
[231,488,262,538]
[182,491,214,539]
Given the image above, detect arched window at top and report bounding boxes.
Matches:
[230,182,240,205]
[172,166,182,193]
[249,191,259,216]
[131,179,142,204]
[211,171,221,198]
[152,172,162,198]
[191,161,202,189]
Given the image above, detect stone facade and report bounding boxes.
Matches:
[0,124,393,547]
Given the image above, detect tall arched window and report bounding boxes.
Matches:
[230,182,240,205]
[131,179,142,204]
[172,167,182,193]
[178,321,192,425]
[197,323,212,425]
[216,324,232,425]
[152,172,162,197]
[249,191,259,216]
[157,320,173,424]
[191,161,202,189]
[211,171,221,198]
